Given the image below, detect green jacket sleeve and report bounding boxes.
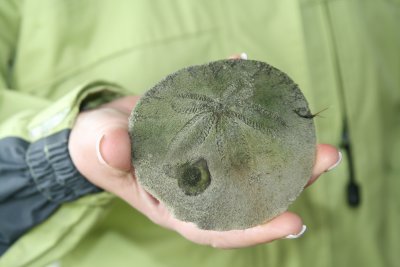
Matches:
[0,0,126,257]
[0,0,19,89]
[0,81,127,256]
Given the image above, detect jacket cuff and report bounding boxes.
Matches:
[26,129,101,203]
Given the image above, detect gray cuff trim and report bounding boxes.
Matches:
[26,130,101,203]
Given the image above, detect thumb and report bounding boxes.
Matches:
[97,126,132,172]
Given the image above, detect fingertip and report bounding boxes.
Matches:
[317,144,341,173]
[236,212,304,246]
[317,144,340,159]
[228,53,248,60]
[307,144,341,186]
[284,225,307,239]
[265,212,304,240]
[327,150,342,171]
[97,127,132,172]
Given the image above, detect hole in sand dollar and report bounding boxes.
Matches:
[178,158,211,196]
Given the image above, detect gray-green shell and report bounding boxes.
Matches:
[129,59,316,231]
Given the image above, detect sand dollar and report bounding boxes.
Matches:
[129,59,316,230]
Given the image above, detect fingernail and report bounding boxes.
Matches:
[96,134,109,166]
[284,225,307,239]
[240,52,248,60]
[327,151,342,172]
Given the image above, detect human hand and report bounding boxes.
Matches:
[69,95,340,249]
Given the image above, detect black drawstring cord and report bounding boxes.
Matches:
[341,121,361,207]
[323,3,361,208]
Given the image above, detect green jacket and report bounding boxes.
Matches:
[0,0,399,266]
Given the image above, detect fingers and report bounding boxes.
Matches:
[172,211,304,249]
[228,52,248,60]
[306,144,341,187]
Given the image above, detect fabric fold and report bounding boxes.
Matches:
[26,130,101,203]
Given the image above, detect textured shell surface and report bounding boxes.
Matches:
[129,59,316,231]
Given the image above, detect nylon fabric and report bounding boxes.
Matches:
[0,130,100,256]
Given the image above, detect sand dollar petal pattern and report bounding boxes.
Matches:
[129,59,316,230]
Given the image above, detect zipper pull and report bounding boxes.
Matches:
[341,122,361,207]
